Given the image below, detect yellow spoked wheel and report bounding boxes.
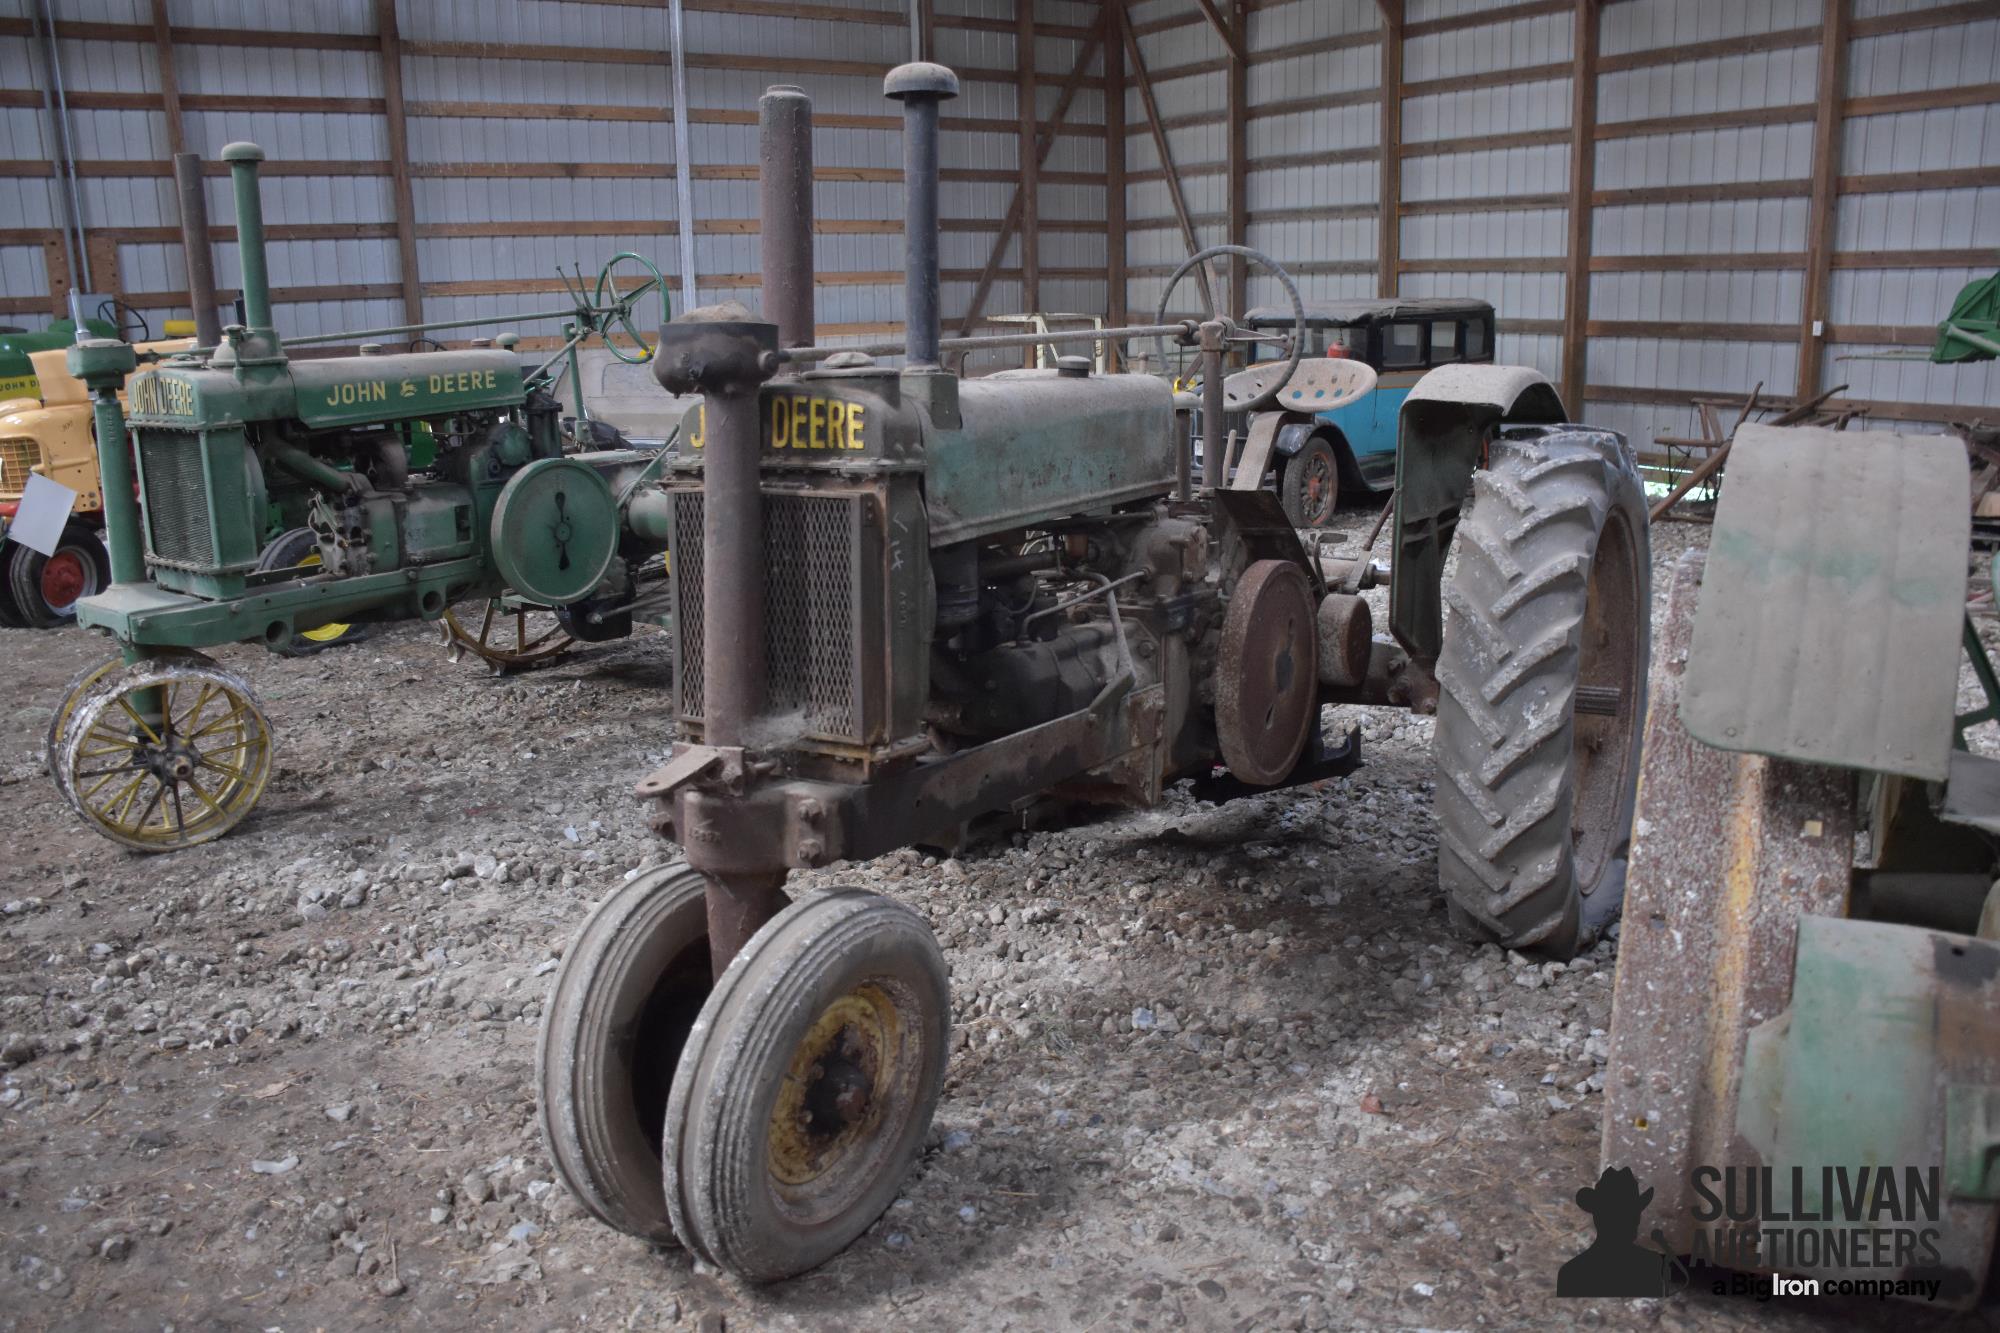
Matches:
[56,653,274,852]
[44,653,125,802]
[442,597,576,672]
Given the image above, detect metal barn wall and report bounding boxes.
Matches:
[0,0,1111,364]
[1118,0,2000,441]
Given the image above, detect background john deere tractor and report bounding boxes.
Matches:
[45,141,677,853]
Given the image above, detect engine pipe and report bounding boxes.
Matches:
[221,143,273,336]
[759,85,816,357]
[884,63,958,368]
[174,153,222,348]
[779,321,1197,364]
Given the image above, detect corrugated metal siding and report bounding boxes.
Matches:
[1,0,1112,362]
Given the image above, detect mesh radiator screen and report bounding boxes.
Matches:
[670,489,868,746]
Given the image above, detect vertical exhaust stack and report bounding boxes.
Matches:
[173,152,221,348]
[884,63,958,369]
[218,142,284,364]
[759,85,816,358]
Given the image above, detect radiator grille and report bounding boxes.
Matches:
[0,438,39,497]
[139,429,215,568]
[670,489,865,745]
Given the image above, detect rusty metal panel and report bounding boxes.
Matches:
[1682,424,1970,780]
[1603,550,1856,1256]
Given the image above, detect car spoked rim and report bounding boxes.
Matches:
[765,983,911,1209]
[1301,452,1334,518]
[59,656,272,851]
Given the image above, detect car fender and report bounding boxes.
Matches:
[1270,416,1324,458]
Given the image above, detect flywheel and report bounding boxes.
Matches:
[1215,558,1319,786]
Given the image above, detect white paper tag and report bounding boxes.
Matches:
[6,472,78,557]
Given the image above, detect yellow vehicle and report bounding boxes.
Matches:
[0,332,360,649]
[0,342,129,626]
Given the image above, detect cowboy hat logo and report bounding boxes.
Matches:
[1557,1167,1681,1298]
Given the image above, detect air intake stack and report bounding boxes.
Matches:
[883,62,958,369]
[218,142,284,364]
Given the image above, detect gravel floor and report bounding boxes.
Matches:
[0,510,1986,1331]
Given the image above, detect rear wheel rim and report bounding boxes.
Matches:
[40,547,95,614]
[1570,507,1642,893]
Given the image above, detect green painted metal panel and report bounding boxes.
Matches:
[1737,915,2000,1302]
[925,371,1174,547]
[288,350,523,429]
[1683,424,1971,781]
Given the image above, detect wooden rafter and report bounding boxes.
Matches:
[1797,0,1850,403]
[1121,0,1215,314]
[1558,0,1597,408]
[955,15,1107,336]
[150,0,186,158]
[1377,0,1401,298]
[374,0,423,336]
[1193,0,1246,63]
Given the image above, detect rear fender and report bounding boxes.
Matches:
[1387,365,1568,667]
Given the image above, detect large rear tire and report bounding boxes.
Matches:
[6,520,107,626]
[1433,425,1649,959]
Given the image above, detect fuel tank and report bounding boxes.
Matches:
[924,368,1175,546]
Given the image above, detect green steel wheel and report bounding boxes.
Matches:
[593,252,667,364]
[665,889,950,1281]
[56,653,273,852]
[442,597,576,673]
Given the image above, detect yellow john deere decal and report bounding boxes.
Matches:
[129,374,195,416]
[685,394,871,453]
[324,369,500,410]
[0,373,36,399]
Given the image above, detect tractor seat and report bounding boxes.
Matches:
[1223,357,1377,412]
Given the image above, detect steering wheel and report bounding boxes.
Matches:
[409,335,447,353]
[97,298,151,344]
[1150,244,1306,414]
[593,252,667,365]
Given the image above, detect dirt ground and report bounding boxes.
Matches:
[0,511,1991,1332]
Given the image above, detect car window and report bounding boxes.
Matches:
[1430,320,1460,363]
[1382,321,1424,368]
[1464,317,1489,360]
